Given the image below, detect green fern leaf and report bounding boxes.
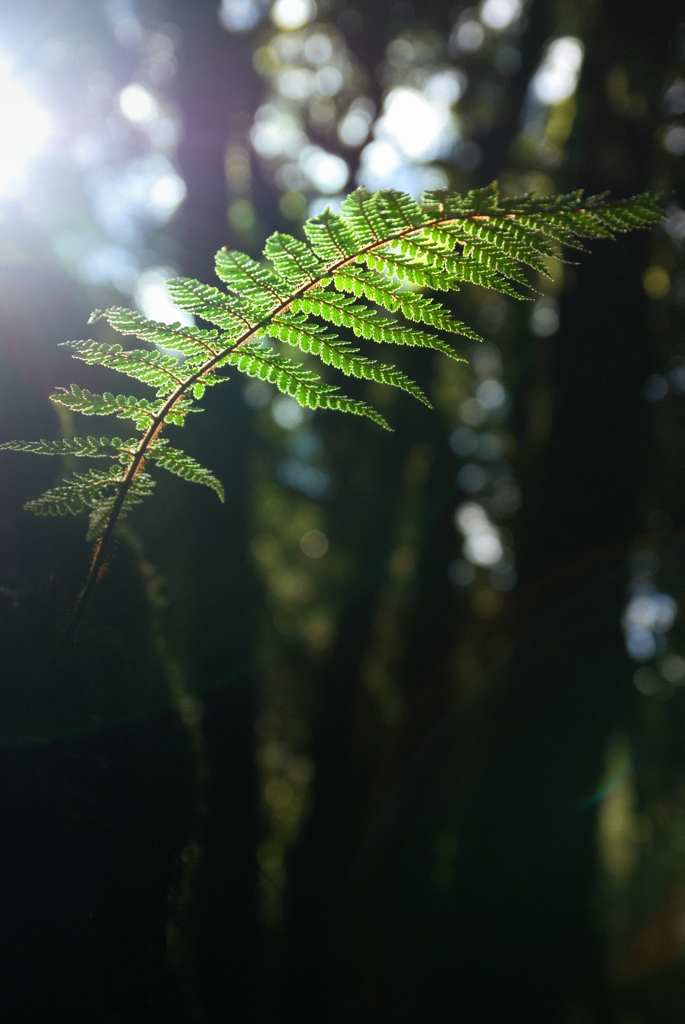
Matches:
[90,307,222,362]
[86,472,156,541]
[149,440,225,500]
[339,187,387,245]
[292,292,477,349]
[362,251,457,292]
[64,340,187,396]
[264,232,325,289]
[332,269,480,334]
[214,249,287,307]
[372,189,428,230]
[266,313,430,405]
[304,209,360,263]
[165,278,260,331]
[225,341,390,428]
[50,384,171,430]
[25,467,125,517]
[0,435,135,458]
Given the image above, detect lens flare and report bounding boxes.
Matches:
[0,57,53,197]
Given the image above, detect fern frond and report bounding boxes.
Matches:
[372,189,428,230]
[50,385,179,430]
[338,187,387,244]
[291,292,475,351]
[215,249,287,308]
[0,435,136,458]
[264,232,324,288]
[362,251,456,292]
[25,467,128,517]
[64,340,187,396]
[165,278,260,331]
[332,268,479,334]
[90,307,222,362]
[85,472,156,541]
[266,313,430,405]
[304,209,360,262]
[2,183,661,569]
[148,440,225,500]
[224,341,390,428]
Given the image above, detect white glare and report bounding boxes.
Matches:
[304,33,333,64]
[423,70,467,106]
[0,58,53,198]
[664,79,685,115]
[277,67,314,100]
[149,173,187,218]
[356,140,448,196]
[665,206,685,243]
[76,244,138,293]
[219,0,262,32]
[454,20,485,53]
[272,395,307,429]
[299,145,348,193]
[531,37,584,106]
[376,86,457,162]
[454,502,504,567]
[250,105,306,158]
[480,0,523,30]
[623,593,677,634]
[663,125,685,156]
[119,83,159,125]
[135,267,194,326]
[315,65,343,96]
[338,104,373,147]
[271,0,317,30]
[530,297,559,337]
[626,630,657,661]
[476,379,506,409]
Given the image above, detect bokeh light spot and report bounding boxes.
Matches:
[450,426,478,456]
[453,20,485,53]
[476,379,506,410]
[480,0,523,30]
[375,86,458,163]
[531,37,584,105]
[119,83,158,125]
[219,0,264,32]
[642,265,670,299]
[663,124,685,156]
[271,0,317,30]
[301,530,328,557]
[659,653,685,684]
[530,297,560,336]
[271,396,308,429]
[299,145,348,193]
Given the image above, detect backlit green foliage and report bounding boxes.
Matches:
[0,183,662,545]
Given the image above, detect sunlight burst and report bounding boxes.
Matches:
[0,57,53,198]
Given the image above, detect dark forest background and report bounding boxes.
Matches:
[0,0,685,1021]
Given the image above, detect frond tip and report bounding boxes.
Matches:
[0,183,662,549]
